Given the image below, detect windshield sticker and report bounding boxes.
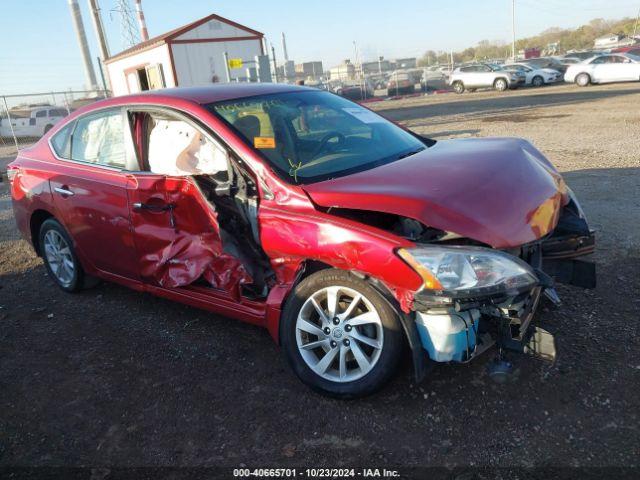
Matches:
[341,107,384,124]
[254,137,276,149]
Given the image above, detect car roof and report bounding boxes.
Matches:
[65,83,318,118]
[122,83,312,104]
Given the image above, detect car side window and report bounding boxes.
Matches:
[132,110,230,178]
[592,56,608,64]
[70,110,127,168]
[35,110,47,118]
[50,122,74,159]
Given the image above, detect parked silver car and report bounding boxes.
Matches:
[449,64,525,93]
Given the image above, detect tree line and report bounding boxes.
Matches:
[418,17,638,65]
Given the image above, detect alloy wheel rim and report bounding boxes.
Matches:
[43,230,75,287]
[296,285,384,383]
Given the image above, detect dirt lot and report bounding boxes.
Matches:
[1,83,639,470]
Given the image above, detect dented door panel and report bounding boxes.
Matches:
[127,174,251,297]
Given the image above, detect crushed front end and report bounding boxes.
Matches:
[399,194,596,372]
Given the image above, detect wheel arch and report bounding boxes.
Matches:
[30,209,54,256]
[272,264,429,383]
[576,72,592,84]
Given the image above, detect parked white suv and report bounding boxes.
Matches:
[449,64,525,93]
[0,106,68,138]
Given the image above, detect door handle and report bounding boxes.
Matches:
[132,202,177,229]
[54,186,74,196]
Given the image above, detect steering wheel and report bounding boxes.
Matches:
[309,132,346,160]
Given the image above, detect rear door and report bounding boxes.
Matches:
[476,65,495,87]
[49,107,140,279]
[611,56,639,81]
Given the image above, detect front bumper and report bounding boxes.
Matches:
[411,205,595,365]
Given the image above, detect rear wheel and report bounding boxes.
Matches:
[576,73,591,87]
[281,269,404,398]
[39,218,85,292]
[532,75,544,87]
[494,78,508,91]
[452,81,465,94]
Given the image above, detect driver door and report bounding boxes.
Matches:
[124,107,250,294]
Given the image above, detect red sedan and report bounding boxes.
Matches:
[8,84,595,397]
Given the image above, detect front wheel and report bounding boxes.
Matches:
[494,78,508,91]
[532,76,544,87]
[452,81,465,94]
[281,269,404,398]
[576,73,591,87]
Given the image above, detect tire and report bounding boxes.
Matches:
[280,269,404,398]
[452,81,465,94]
[39,218,85,292]
[532,76,544,87]
[494,78,508,92]
[576,73,591,87]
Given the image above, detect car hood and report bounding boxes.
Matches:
[302,137,568,248]
[540,68,561,74]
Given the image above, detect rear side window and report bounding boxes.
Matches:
[70,110,126,168]
[50,122,74,159]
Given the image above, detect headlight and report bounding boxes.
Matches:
[398,246,538,298]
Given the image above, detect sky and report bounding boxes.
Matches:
[0,0,639,95]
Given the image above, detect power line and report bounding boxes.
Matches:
[112,0,140,49]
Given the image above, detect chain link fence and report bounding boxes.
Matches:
[1,90,110,170]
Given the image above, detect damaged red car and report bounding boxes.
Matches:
[8,84,595,398]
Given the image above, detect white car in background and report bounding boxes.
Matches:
[0,106,68,138]
[565,53,640,86]
[503,63,563,86]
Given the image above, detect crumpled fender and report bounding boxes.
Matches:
[260,201,423,342]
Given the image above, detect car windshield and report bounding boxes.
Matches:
[208,90,427,184]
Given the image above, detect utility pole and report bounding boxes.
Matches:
[271,44,279,83]
[511,0,516,60]
[87,0,110,90]
[633,5,640,38]
[67,0,98,90]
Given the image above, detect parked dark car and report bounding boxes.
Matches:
[387,73,416,96]
[522,57,569,74]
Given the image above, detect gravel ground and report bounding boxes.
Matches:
[1,82,639,470]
